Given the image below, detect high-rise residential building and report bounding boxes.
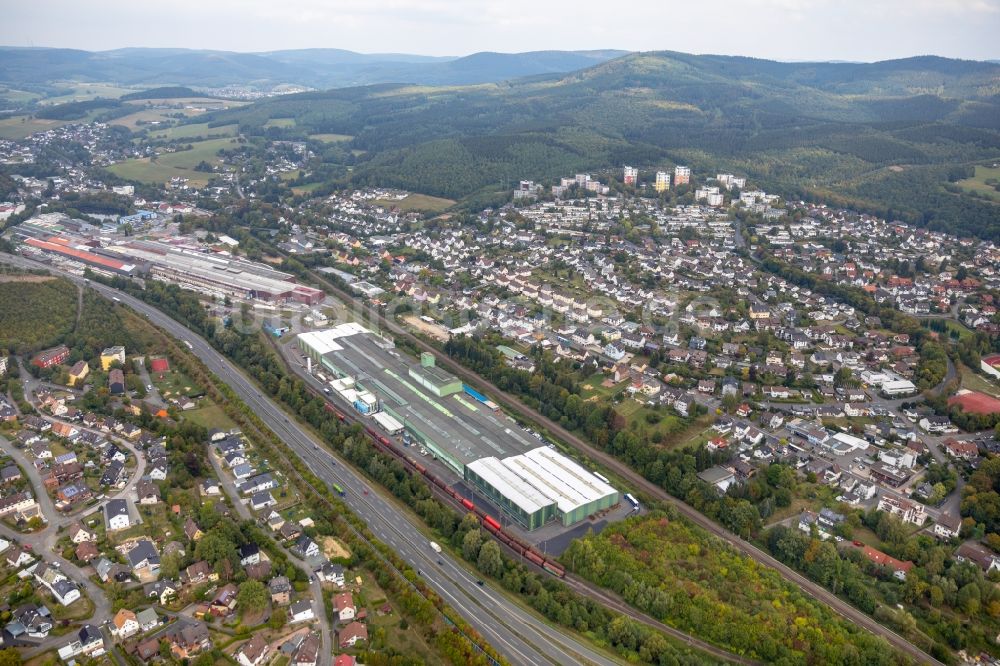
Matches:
[654,171,671,192]
[695,186,725,207]
[623,166,638,185]
[674,166,691,186]
[716,174,747,190]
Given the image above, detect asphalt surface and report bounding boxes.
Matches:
[0,256,625,666]
[309,269,942,666]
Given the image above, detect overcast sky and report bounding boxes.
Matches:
[7,0,1000,62]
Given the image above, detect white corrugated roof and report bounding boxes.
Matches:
[298,324,371,356]
[466,457,553,515]
[501,447,617,513]
[524,446,618,502]
[371,411,403,432]
[298,330,342,355]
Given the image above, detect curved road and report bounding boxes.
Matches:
[0,256,633,666]
[311,271,941,666]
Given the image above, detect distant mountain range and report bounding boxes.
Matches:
[0,46,631,90]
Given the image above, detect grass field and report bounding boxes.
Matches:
[148,122,239,140]
[110,106,208,131]
[0,116,69,140]
[264,117,295,128]
[580,372,624,400]
[959,364,1000,398]
[956,165,1000,202]
[374,193,455,213]
[0,88,42,103]
[309,133,353,143]
[291,182,324,196]
[108,137,237,187]
[151,367,201,399]
[39,83,136,105]
[183,403,238,431]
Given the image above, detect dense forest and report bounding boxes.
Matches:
[0,276,77,353]
[566,512,906,664]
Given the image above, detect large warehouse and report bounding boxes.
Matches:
[298,324,619,530]
[15,226,323,305]
[466,447,619,529]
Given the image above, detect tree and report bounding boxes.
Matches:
[477,540,503,578]
[462,528,484,561]
[194,531,237,567]
[236,580,268,615]
[0,648,22,666]
[268,607,287,630]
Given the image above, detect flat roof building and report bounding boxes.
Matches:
[298,324,618,530]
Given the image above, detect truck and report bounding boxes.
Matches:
[183,340,194,350]
[429,541,442,554]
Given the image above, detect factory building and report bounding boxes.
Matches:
[466,447,619,529]
[111,240,324,304]
[16,228,322,305]
[298,324,619,530]
[408,353,463,398]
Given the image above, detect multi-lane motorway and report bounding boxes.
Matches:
[0,255,626,666]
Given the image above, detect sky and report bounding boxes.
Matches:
[6,0,1000,62]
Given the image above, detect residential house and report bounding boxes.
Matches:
[8,604,53,639]
[943,438,979,460]
[161,620,211,659]
[136,480,161,504]
[250,491,277,511]
[316,562,345,587]
[239,543,261,566]
[956,542,1000,573]
[269,576,291,605]
[57,624,105,661]
[210,583,238,616]
[236,635,269,666]
[136,607,159,632]
[338,622,368,649]
[68,522,96,544]
[144,579,179,605]
[181,560,214,586]
[68,361,89,387]
[33,562,81,606]
[290,600,315,623]
[181,519,204,543]
[105,499,131,531]
[75,541,99,563]
[294,634,319,666]
[94,558,129,583]
[293,535,320,559]
[334,592,356,622]
[877,495,927,526]
[126,539,161,575]
[862,545,914,580]
[932,514,962,540]
[111,609,140,639]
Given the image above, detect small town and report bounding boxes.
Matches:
[1,17,1000,666]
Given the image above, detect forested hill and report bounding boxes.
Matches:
[0,46,629,89]
[201,50,1000,239]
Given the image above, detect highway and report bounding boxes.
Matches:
[0,255,627,666]
[308,268,942,666]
